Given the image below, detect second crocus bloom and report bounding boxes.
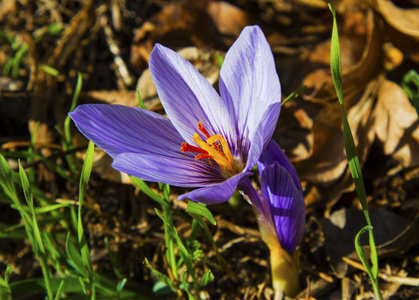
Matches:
[241,139,305,296]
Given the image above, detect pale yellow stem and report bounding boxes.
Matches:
[270,246,301,297]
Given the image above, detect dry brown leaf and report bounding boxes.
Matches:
[0,0,16,23]
[302,9,382,104]
[376,0,419,63]
[374,80,419,168]
[130,0,258,71]
[273,9,382,192]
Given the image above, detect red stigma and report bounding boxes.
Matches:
[198,121,211,138]
[181,142,208,155]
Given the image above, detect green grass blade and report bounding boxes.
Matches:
[78,141,94,242]
[77,141,95,297]
[155,209,196,284]
[18,161,45,254]
[63,72,83,174]
[10,277,85,294]
[53,280,65,300]
[18,161,54,299]
[329,4,382,299]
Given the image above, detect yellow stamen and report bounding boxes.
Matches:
[193,133,234,172]
[207,134,234,163]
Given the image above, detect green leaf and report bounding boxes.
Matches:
[354,226,374,279]
[200,270,214,287]
[65,233,88,277]
[181,270,194,299]
[47,23,63,35]
[79,277,87,295]
[4,265,12,284]
[216,53,224,70]
[401,69,419,116]
[0,155,19,205]
[137,90,147,109]
[144,258,177,292]
[40,64,59,76]
[116,278,127,293]
[282,85,307,107]
[186,201,216,225]
[130,176,169,209]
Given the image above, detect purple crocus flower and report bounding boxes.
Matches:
[70,25,282,204]
[256,139,305,253]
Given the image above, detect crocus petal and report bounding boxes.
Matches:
[113,153,224,187]
[69,104,185,158]
[261,162,305,253]
[244,102,282,172]
[219,25,281,152]
[257,139,302,192]
[149,44,237,146]
[178,171,253,204]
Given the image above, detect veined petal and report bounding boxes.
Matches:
[178,171,253,204]
[149,44,237,147]
[258,139,302,192]
[261,162,305,253]
[244,102,282,172]
[113,153,225,187]
[219,25,281,152]
[69,104,185,158]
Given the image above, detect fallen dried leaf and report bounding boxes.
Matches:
[374,80,419,168]
[130,0,258,71]
[376,0,419,63]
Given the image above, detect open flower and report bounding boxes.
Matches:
[70,25,281,204]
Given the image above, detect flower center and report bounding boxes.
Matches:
[181,121,237,173]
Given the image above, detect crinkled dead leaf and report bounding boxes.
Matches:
[275,10,381,188]
[374,80,419,169]
[130,0,257,71]
[376,0,419,63]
